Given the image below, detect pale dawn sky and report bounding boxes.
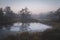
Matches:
[0,0,60,14]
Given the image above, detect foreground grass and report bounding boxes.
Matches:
[0,32,42,40]
[0,29,60,40]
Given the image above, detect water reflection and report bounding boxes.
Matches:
[0,22,52,32]
[0,23,13,30]
[4,24,13,30]
[10,23,52,32]
[20,23,30,31]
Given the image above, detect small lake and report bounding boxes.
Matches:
[2,22,52,32]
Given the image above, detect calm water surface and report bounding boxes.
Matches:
[0,22,52,36]
[9,23,52,32]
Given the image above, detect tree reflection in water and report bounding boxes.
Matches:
[0,23,13,30]
[20,23,30,31]
[4,23,13,30]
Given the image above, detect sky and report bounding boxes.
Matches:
[0,0,60,14]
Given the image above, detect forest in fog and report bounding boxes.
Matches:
[0,6,60,23]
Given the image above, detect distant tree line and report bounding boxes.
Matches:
[47,8,60,22]
[0,6,32,26]
[39,8,60,22]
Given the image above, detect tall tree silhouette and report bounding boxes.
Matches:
[4,6,13,17]
[20,7,31,23]
[4,6,16,22]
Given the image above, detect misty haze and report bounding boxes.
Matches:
[0,0,60,40]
